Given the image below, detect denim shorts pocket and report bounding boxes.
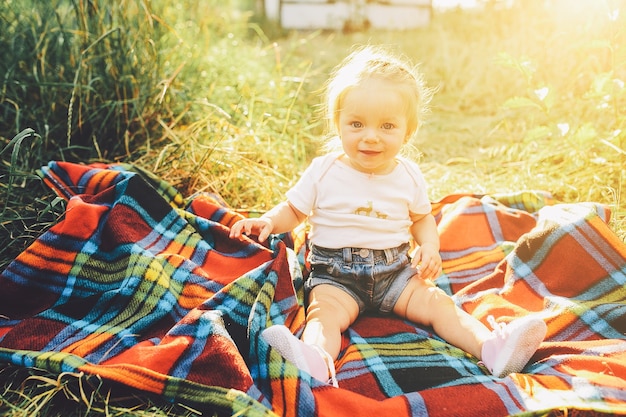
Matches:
[398,251,410,267]
[309,250,343,277]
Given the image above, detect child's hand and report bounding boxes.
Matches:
[411,243,442,279]
[229,218,273,242]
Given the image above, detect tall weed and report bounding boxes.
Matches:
[0,0,169,160]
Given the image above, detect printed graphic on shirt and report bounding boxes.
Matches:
[354,201,388,219]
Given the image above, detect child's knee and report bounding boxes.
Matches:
[425,286,455,309]
[306,285,359,329]
[395,281,454,325]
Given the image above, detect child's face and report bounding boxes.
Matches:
[337,77,410,175]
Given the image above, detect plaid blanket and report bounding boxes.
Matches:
[1,161,625,416]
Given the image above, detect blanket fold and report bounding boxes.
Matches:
[1,161,625,416]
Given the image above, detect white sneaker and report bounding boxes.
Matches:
[481,315,547,378]
[261,325,338,387]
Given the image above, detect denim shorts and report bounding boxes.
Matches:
[304,243,418,314]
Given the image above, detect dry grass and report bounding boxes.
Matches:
[140,1,625,239]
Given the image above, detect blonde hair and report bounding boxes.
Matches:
[323,45,431,144]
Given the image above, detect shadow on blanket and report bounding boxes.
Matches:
[1,161,625,417]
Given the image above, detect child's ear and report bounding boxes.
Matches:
[406,123,419,143]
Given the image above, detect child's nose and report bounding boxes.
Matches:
[363,128,378,142]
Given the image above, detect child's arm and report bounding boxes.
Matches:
[409,212,442,279]
[229,201,306,243]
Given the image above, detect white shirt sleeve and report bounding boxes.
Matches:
[285,154,334,216]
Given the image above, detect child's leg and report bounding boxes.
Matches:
[262,284,359,386]
[393,277,490,357]
[393,276,546,377]
[302,284,360,359]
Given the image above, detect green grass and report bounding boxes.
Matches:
[0,365,205,416]
[1,0,625,414]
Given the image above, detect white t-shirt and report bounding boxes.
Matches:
[286,152,431,249]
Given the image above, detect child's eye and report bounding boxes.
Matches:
[382,123,395,130]
[351,121,363,128]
